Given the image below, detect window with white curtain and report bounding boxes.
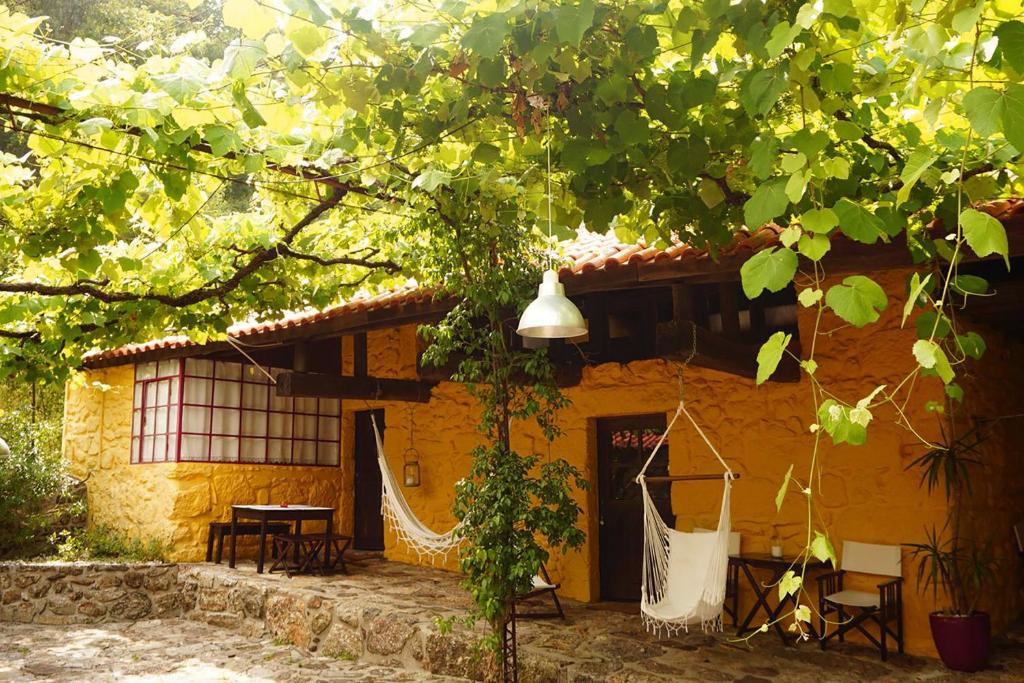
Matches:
[130,358,340,466]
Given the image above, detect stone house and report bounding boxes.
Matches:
[64,205,1024,656]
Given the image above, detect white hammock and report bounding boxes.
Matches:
[637,401,735,635]
[370,414,463,560]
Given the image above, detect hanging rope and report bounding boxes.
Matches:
[634,321,735,635]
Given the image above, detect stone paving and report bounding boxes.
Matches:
[184,559,1024,682]
[2,559,1023,682]
[0,618,461,682]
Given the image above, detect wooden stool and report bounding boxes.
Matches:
[206,521,290,563]
[269,533,352,576]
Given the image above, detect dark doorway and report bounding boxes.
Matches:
[353,409,385,551]
[597,414,674,601]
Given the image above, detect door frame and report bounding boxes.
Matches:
[352,408,385,551]
[594,412,670,602]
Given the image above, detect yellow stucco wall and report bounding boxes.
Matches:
[63,366,344,561]
[63,267,1024,658]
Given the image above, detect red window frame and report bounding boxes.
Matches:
[130,358,340,467]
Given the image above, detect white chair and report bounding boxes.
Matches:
[514,564,564,619]
[817,540,904,660]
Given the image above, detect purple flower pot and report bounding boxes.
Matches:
[929,611,991,672]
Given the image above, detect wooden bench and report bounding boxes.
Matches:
[206,521,291,564]
[269,533,352,577]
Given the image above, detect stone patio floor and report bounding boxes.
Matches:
[185,558,1024,682]
[0,618,459,682]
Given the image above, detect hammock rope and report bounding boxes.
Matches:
[369,412,463,560]
[636,369,735,636]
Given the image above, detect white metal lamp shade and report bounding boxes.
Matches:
[517,269,587,339]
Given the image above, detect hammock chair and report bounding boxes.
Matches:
[637,399,737,636]
[370,413,463,560]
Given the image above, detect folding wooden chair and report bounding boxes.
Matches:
[514,564,565,619]
[818,540,904,661]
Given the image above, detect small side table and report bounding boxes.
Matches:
[732,553,831,644]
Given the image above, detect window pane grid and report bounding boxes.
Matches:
[131,358,339,466]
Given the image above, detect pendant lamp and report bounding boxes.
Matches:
[517,107,587,340]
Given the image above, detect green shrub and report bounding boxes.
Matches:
[51,525,168,562]
[0,383,82,559]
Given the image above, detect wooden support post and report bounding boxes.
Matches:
[277,372,436,403]
[353,332,368,378]
[293,341,309,372]
[718,282,741,339]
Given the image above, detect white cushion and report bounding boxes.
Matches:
[824,589,879,609]
[532,575,556,590]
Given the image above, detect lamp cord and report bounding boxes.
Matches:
[546,106,553,272]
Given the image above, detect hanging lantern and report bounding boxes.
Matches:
[517,269,587,339]
[403,449,421,487]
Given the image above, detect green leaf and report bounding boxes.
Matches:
[833,198,885,244]
[834,120,863,141]
[472,143,501,164]
[412,167,452,192]
[775,463,793,512]
[553,0,596,47]
[1001,84,1024,153]
[152,73,203,103]
[798,287,822,307]
[614,110,649,146]
[756,331,792,385]
[798,233,830,261]
[811,531,837,567]
[825,275,887,327]
[896,148,938,205]
[407,22,447,47]
[963,87,1004,138]
[224,39,266,80]
[697,177,725,208]
[740,247,798,299]
[743,179,789,228]
[996,21,1024,73]
[461,13,508,58]
[818,400,866,446]
[913,339,954,383]
[902,272,931,327]
[232,82,266,127]
[739,66,788,117]
[957,331,986,360]
[287,24,325,55]
[800,208,838,234]
[960,208,1009,267]
[778,569,802,600]
[952,274,988,295]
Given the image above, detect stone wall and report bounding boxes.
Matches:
[0,562,183,625]
[179,564,499,680]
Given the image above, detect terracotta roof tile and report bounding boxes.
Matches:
[80,204,1023,366]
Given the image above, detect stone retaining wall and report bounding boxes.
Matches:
[0,562,183,625]
[178,565,494,680]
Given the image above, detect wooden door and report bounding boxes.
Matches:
[597,414,674,601]
[353,409,385,550]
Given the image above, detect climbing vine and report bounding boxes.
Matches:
[1,0,1022,640]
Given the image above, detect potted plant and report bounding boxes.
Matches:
[906,424,995,672]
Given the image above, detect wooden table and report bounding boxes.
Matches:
[228,505,335,574]
[732,553,831,643]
